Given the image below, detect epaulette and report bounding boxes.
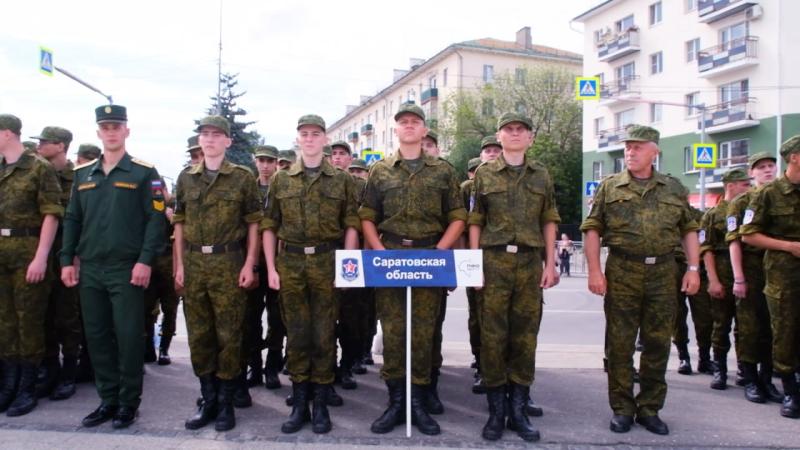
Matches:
[131,157,154,168]
[73,159,97,170]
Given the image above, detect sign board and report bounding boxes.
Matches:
[362,150,384,165]
[39,47,54,76]
[585,181,600,197]
[575,77,600,100]
[692,143,717,169]
[335,249,483,288]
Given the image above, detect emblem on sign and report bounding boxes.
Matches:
[341,258,359,281]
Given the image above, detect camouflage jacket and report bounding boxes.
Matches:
[0,150,63,229]
[699,199,730,255]
[739,175,800,243]
[725,188,766,255]
[56,160,74,207]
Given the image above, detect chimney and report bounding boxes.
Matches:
[516,26,532,49]
[409,58,425,70]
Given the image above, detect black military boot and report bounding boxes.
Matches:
[371,379,405,434]
[311,383,332,433]
[676,343,692,375]
[50,357,78,400]
[506,383,540,442]
[780,373,800,419]
[482,385,506,441]
[710,353,728,390]
[338,361,357,390]
[735,362,747,387]
[742,362,766,404]
[215,378,236,431]
[185,374,218,430]
[282,381,311,433]
[144,327,157,363]
[352,349,367,375]
[157,334,172,366]
[7,362,38,417]
[263,350,282,390]
[34,357,59,399]
[363,350,374,366]
[328,385,344,406]
[760,364,783,403]
[424,371,444,415]
[525,394,544,417]
[697,346,714,374]
[0,361,20,413]
[411,384,440,435]
[233,372,252,408]
[472,370,486,394]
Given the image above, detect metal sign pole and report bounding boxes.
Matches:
[54,67,113,104]
[699,107,708,211]
[406,285,412,438]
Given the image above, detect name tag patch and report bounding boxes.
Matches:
[113,182,138,189]
[77,182,97,191]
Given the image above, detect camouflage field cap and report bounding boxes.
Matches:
[297,114,326,131]
[22,141,37,152]
[31,126,73,145]
[779,135,800,158]
[394,102,425,122]
[425,130,438,144]
[721,168,750,183]
[95,105,127,123]
[623,124,660,144]
[0,114,22,135]
[77,143,102,160]
[196,115,230,137]
[497,112,533,131]
[254,145,279,159]
[186,136,201,152]
[348,159,368,171]
[279,149,297,163]
[467,157,481,172]
[747,151,776,169]
[481,136,501,150]
[331,140,351,152]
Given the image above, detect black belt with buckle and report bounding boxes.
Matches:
[611,248,674,265]
[187,241,242,255]
[381,231,441,248]
[0,227,41,238]
[283,241,338,255]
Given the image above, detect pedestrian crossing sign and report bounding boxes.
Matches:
[575,77,600,100]
[362,150,384,165]
[692,143,717,168]
[39,47,54,76]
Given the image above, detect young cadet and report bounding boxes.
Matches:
[359,103,466,436]
[173,115,262,432]
[468,113,559,442]
[0,115,63,417]
[262,115,360,435]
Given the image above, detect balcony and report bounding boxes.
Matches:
[597,126,628,152]
[698,0,759,24]
[599,76,640,107]
[697,36,758,78]
[347,131,359,142]
[360,124,373,136]
[698,98,759,134]
[597,29,640,63]
[421,88,438,104]
[694,157,749,190]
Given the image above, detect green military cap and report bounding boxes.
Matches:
[196,115,230,137]
[0,114,22,135]
[721,168,750,183]
[331,140,351,152]
[622,124,660,144]
[95,104,127,123]
[31,126,73,145]
[254,145,279,159]
[22,141,37,152]
[497,112,533,131]
[77,143,102,160]
[297,114,326,131]
[279,149,297,163]
[467,157,481,172]
[394,102,425,122]
[186,136,201,152]
[779,135,800,158]
[747,151,776,169]
[481,136,501,150]
[425,130,439,144]
[348,159,368,171]
[322,145,332,156]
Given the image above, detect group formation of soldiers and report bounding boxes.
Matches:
[1,102,798,442]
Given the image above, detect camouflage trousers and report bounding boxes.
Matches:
[736,252,772,365]
[480,248,543,388]
[467,287,482,360]
[144,253,179,339]
[43,277,82,360]
[673,261,712,350]
[431,290,447,374]
[711,253,739,358]
[184,252,246,380]
[604,254,676,417]
[763,250,800,375]
[277,251,337,385]
[0,256,52,364]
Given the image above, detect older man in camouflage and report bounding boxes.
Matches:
[582,125,700,435]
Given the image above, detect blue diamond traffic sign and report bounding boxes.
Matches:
[693,143,717,168]
[39,47,54,76]
[575,77,600,100]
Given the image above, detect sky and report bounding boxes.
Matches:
[0,0,598,181]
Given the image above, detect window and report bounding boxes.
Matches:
[719,79,748,105]
[615,108,635,128]
[593,29,603,44]
[650,103,663,123]
[650,52,663,74]
[721,22,747,50]
[483,65,494,83]
[515,68,526,84]
[719,139,750,168]
[653,153,661,171]
[615,62,635,82]
[481,98,494,117]
[443,68,448,86]
[613,157,625,173]
[595,72,605,84]
[685,92,702,116]
[649,2,662,26]
[684,146,697,172]
[685,0,697,12]
[382,105,386,119]
[686,38,700,62]
[381,131,385,144]
[429,75,437,89]
[615,14,635,33]
[592,161,603,180]
[594,117,605,136]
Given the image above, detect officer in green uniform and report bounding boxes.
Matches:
[75,144,101,165]
[0,114,63,417]
[739,135,800,418]
[61,105,166,429]
[262,115,360,434]
[468,113,559,442]
[173,116,262,432]
[32,126,84,400]
[582,125,700,436]
[726,152,781,403]
[359,103,466,436]
[700,169,751,390]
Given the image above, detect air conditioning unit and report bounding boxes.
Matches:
[745,5,763,20]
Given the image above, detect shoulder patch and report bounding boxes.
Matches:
[742,209,754,225]
[726,216,737,232]
[73,159,97,170]
[698,229,706,244]
[131,157,154,168]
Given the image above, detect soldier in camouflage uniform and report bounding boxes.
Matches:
[262,115,359,435]
[739,135,800,418]
[468,113,560,442]
[582,125,700,436]
[726,152,781,404]
[359,103,466,436]
[278,150,297,171]
[700,169,752,391]
[185,136,203,166]
[0,115,63,417]
[173,116,262,432]
[75,144,101,165]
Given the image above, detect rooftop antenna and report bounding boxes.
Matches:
[216,0,223,115]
